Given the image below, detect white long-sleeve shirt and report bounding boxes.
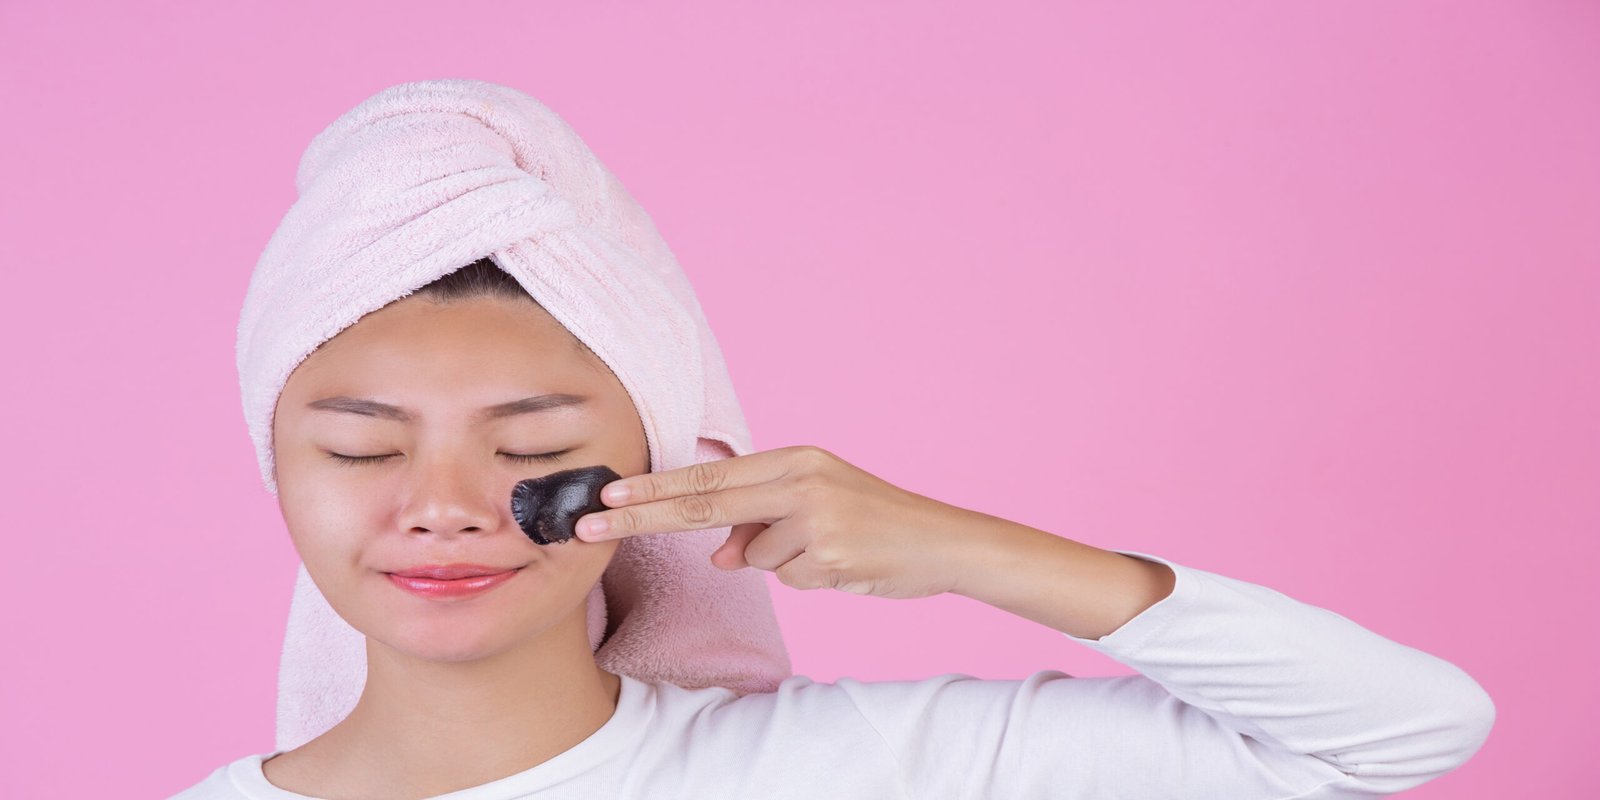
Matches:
[171,549,1495,799]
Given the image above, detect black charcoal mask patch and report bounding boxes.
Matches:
[511,465,623,545]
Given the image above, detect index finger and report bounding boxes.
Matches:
[599,445,817,507]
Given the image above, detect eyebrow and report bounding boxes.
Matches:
[306,394,591,424]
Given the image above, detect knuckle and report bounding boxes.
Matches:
[675,493,718,527]
[616,506,645,533]
[807,542,848,571]
[794,445,836,469]
[687,461,726,495]
[789,471,831,498]
[775,562,813,590]
[772,560,793,584]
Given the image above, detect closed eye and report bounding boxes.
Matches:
[325,450,573,467]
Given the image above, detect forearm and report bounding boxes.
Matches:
[939,507,1176,640]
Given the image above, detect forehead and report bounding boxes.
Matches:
[283,294,607,400]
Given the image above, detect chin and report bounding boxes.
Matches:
[378,607,568,661]
[379,622,517,663]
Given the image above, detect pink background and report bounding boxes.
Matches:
[2,1,1594,797]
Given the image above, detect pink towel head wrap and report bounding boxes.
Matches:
[236,78,792,752]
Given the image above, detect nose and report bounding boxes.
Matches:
[395,451,503,538]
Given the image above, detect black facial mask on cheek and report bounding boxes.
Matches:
[511,465,623,545]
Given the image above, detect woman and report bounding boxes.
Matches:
[173,79,1494,799]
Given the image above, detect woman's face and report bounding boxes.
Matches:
[270,292,648,662]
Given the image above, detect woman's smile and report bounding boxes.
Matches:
[385,567,523,600]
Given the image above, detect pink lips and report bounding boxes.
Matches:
[386,565,522,599]
[391,563,517,580]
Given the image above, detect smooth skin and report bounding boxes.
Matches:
[577,446,1178,640]
[261,292,1176,799]
[263,294,641,799]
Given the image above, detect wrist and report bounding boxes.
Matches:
[941,514,1176,640]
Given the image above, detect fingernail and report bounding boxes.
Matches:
[578,515,610,539]
[603,483,630,503]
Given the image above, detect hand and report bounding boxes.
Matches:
[573,445,984,599]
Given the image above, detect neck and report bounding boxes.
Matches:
[280,609,621,798]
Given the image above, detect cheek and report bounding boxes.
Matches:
[519,539,617,605]
[540,536,618,576]
[279,485,373,573]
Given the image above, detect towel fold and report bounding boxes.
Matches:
[236,78,793,753]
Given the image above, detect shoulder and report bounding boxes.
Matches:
[645,673,930,745]
[651,672,1033,720]
[626,676,937,795]
[652,674,843,714]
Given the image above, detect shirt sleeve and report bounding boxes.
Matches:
[832,549,1497,800]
